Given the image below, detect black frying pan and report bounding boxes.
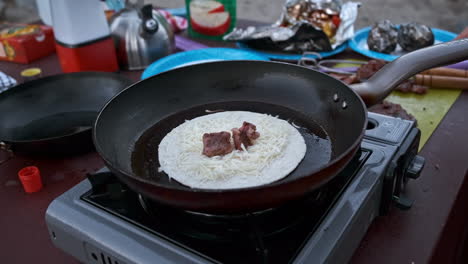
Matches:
[94,39,468,214]
[0,72,132,161]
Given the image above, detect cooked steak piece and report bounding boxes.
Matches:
[232,122,260,150]
[369,100,417,123]
[232,128,242,150]
[356,60,428,94]
[202,132,234,157]
[356,59,387,81]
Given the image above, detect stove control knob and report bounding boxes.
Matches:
[406,155,425,179]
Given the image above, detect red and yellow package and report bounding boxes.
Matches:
[0,23,55,64]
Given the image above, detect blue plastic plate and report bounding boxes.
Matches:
[164,7,187,17]
[141,48,269,79]
[349,26,457,61]
[236,41,348,61]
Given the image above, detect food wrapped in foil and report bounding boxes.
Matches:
[224,22,332,53]
[223,0,359,53]
[367,20,398,54]
[398,22,434,51]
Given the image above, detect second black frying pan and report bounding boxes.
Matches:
[0,72,133,159]
[94,39,468,213]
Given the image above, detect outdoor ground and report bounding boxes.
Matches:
[1,0,467,34]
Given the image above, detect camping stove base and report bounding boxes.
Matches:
[45,112,423,264]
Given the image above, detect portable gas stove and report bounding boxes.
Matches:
[45,112,424,264]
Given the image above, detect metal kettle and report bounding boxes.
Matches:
[110,1,175,70]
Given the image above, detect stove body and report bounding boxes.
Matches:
[45,112,424,264]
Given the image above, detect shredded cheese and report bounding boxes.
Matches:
[158,111,307,189]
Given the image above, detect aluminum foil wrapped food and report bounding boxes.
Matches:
[279,0,342,40]
[223,0,359,53]
[367,20,398,53]
[224,22,333,53]
[398,22,434,51]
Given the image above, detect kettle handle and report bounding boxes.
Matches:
[140,4,159,35]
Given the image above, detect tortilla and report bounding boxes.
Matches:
[158,111,306,189]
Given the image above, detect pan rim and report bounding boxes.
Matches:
[93,60,368,193]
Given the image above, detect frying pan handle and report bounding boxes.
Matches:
[351,39,468,106]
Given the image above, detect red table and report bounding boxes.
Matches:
[1,36,468,264]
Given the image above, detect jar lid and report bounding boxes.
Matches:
[21,68,42,77]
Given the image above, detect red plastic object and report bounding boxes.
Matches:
[18,166,43,193]
[55,37,119,73]
[0,23,56,64]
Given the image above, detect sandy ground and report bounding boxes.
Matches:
[1,0,467,34]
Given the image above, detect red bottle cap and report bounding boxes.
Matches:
[18,166,43,193]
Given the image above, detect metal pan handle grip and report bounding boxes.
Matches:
[351,39,468,106]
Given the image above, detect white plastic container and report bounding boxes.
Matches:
[50,0,111,45]
[49,0,118,72]
[35,0,52,26]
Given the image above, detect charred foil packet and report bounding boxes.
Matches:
[398,22,434,51]
[367,20,398,53]
[223,0,359,54]
[367,20,435,54]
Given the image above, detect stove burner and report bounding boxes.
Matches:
[137,167,351,242]
[135,174,357,263]
[81,149,369,264]
[46,113,423,264]
[138,190,317,241]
